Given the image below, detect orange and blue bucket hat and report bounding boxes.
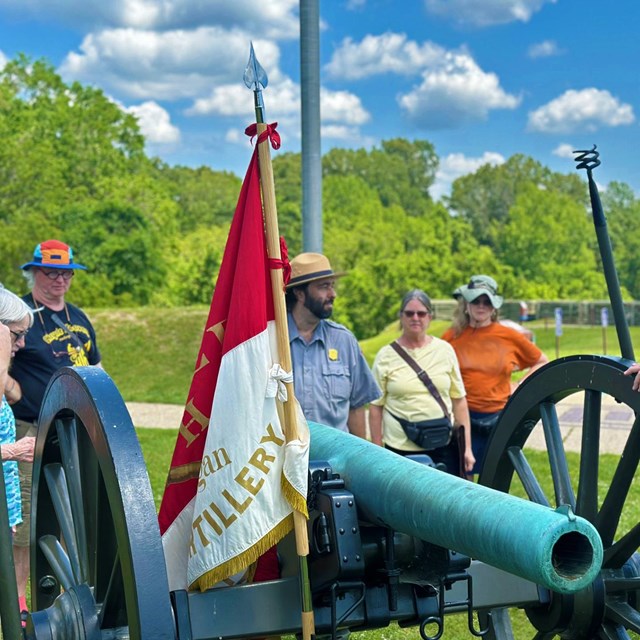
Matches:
[21,239,87,271]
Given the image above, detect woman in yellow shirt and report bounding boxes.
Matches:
[369,289,475,476]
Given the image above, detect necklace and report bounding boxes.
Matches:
[31,294,71,330]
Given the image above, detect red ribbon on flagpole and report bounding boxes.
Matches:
[245,122,281,149]
[268,237,291,287]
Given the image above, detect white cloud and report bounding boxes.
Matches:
[321,124,360,140]
[431,151,505,201]
[528,88,635,134]
[59,27,280,101]
[126,101,180,143]
[528,40,562,59]
[0,0,299,38]
[0,50,7,70]
[326,33,518,129]
[424,0,557,27]
[399,50,520,129]
[187,77,370,136]
[321,90,370,125]
[325,33,443,80]
[345,0,366,8]
[552,143,575,159]
[225,128,244,144]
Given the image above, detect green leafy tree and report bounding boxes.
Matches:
[495,184,605,298]
[448,154,587,248]
[602,181,640,299]
[160,165,241,232]
[323,139,438,216]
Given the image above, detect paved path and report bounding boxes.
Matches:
[127,393,636,455]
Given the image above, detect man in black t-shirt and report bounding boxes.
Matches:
[5,239,102,618]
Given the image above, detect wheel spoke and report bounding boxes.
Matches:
[43,462,83,584]
[605,577,640,593]
[79,430,101,589]
[598,622,631,639]
[37,534,74,591]
[606,601,640,634]
[56,416,90,583]
[506,447,550,506]
[596,415,640,547]
[603,522,640,569]
[576,389,602,522]
[540,402,575,508]
[98,550,126,629]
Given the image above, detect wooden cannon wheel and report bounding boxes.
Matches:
[480,355,640,640]
[26,367,176,640]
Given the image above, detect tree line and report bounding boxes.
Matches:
[1,56,639,339]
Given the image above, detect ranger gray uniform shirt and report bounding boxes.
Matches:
[288,314,381,432]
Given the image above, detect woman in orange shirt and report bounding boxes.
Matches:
[442,275,548,474]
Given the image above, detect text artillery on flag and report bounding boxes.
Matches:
[158,124,309,592]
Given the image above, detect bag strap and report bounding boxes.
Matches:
[390,341,451,420]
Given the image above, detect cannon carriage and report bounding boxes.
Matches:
[7,351,640,640]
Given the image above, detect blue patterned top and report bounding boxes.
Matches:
[0,396,22,528]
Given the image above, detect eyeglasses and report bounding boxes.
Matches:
[41,269,74,281]
[403,310,430,318]
[10,329,29,341]
[469,297,493,307]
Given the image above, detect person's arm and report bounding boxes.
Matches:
[452,396,475,474]
[0,324,10,396]
[3,374,22,404]
[517,352,549,386]
[0,436,35,463]
[624,363,640,391]
[347,406,368,440]
[368,404,384,446]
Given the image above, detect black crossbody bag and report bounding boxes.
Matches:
[388,341,453,450]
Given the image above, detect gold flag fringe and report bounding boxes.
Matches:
[282,473,309,518]
[192,515,294,592]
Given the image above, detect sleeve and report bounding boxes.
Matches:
[370,348,388,407]
[347,336,381,409]
[445,342,466,399]
[511,331,542,369]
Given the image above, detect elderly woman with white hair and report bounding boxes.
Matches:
[0,284,36,526]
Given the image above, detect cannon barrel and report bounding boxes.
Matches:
[309,422,603,594]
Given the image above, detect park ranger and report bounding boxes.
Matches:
[285,252,380,438]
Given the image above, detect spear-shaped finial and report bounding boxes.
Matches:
[244,43,269,124]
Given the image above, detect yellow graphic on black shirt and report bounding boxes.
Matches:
[42,325,92,366]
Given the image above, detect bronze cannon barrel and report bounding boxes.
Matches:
[309,422,603,594]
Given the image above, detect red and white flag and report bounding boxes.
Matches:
[158,126,309,591]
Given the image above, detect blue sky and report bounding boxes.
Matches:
[0,0,638,200]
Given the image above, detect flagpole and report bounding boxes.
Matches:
[245,44,316,640]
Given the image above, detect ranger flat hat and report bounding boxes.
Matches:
[458,274,503,309]
[286,253,346,288]
[21,239,87,271]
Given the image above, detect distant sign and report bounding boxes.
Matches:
[601,307,609,327]
[555,307,563,337]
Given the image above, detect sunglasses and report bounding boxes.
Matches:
[10,329,29,341]
[402,310,430,318]
[469,296,493,307]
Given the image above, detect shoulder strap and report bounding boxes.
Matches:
[389,341,450,419]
